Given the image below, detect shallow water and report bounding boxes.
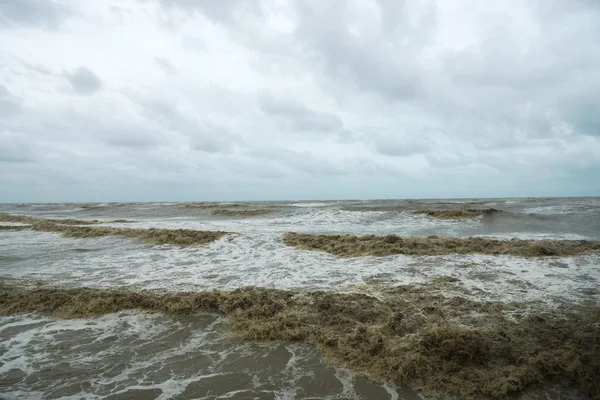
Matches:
[0,312,408,400]
[1,197,599,399]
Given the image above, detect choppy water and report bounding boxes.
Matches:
[1,197,599,399]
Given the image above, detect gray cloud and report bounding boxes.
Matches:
[0,0,599,201]
[154,56,177,74]
[247,148,346,176]
[0,132,34,163]
[161,0,257,23]
[101,128,164,149]
[181,35,207,51]
[64,67,103,95]
[426,153,476,169]
[259,95,344,133]
[0,0,70,29]
[132,96,235,153]
[189,127,233,154]
[561,97,600,137]
[437,2,600,140]
[290,1,432,100]
[22,105,168,151]
[373,133,431,157]
[0,85,23,117]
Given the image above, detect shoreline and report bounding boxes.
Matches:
[1,280,598,399]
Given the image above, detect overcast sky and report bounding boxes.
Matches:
[1,0,599,202]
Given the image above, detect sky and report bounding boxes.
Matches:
[0,0,599,202]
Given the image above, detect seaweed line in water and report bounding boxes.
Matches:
[28,221,230,246]
[0,213,135,225]
[0,281,598,399]
[411,209,502,220]
[209,209,272,217]
[184,203,245,209]
[282,232,600,257]
[0,225,30,231]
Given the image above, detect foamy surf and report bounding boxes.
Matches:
[0,311,408,400]
[1,197,599,399]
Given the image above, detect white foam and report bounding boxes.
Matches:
[1,203,598,308]
[523,199,600,215]
[1,311,398,399]
[524,206,576,215]
[2,227,598,305]
[384,383,400,400]
[474,232,593,240]
[1,200,598,399]
[289,202,331,207]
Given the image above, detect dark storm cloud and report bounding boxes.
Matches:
[0,85,23,117]
[0,0,70,29]
[64,67,103,95]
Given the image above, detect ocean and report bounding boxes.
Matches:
[1,197,599,399]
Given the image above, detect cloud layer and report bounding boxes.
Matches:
[0,0,599,202]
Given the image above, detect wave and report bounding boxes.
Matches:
[1,281,597,399]
[282,232,600,257]
[411,208,502,220]
[29,221,229,246]
[290,202,331,208]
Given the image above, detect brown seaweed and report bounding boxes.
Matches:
[412,209,502,220]
[282,232,600,257]
[0,225,30,231]
[209,209,272,217]
[0,213,135,225]
[30,222,229,246]
[0,282,597,399]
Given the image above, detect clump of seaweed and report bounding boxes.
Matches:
[210,209,272,217]
[75,203,107,209]
[412,208,502,220]
[184,203,244,209]
[184,204,219,209]
[282,232,600,257]
[0,213,135,225]
[0,225,30,231]
[341,203,495,213]
[30,222,229,246]
[406,200,490,206]
[0,281,598,399]
[0,213,102,225]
